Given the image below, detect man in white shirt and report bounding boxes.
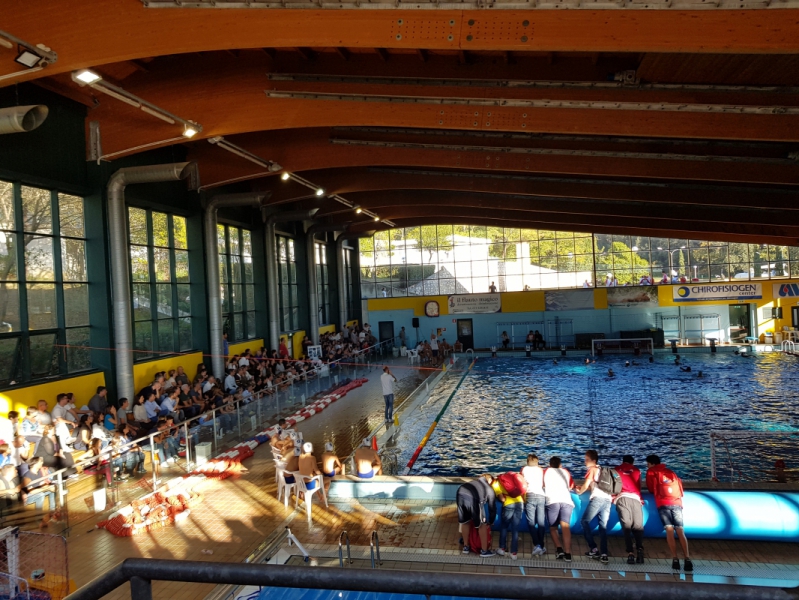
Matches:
[380,366,397,424]
[544,456,575,562]
[202,376,217,395]
[576,449,612,564]
[224,368,238,394]
[521,454,547,556]
[430,334,440,366]
[51,394,76,448]
[239,352,250,368]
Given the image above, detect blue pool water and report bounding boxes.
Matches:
[394,353,799,481]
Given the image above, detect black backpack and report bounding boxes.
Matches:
[596,466,623,495]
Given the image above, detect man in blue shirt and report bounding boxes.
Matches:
[144,394,160,422]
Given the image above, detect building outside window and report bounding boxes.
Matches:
[315,242,331,325]
[0,181,91,385]
[218,224,255,341]
[277,235,299,331]
[129,207,192,360]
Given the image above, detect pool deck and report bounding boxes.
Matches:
[60,354,799,599]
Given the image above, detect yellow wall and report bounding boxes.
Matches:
[501,291,546,313]
[0,371,106,417]
[594,288,609,310]
[318,324,336,337]
[346,319,360,328]
[228,338,264,356]
[132,352,203,394]
[367,296,449,316]
[280,332,307,358]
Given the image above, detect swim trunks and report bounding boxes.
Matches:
[358,470,374,479]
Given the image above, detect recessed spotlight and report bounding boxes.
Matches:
[74,69,102,84]
[355,207,362,214]
[15,50,41,68]
[182,124,198,138]
[315,188,324,197]
[374,216,380,222]
[281,172,290,181]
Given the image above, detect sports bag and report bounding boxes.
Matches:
[655,468,683,503]
[596,466,623,495]
[497,472,527,498]
[468,522,492,554]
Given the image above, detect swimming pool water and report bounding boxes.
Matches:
[392,353,799,481]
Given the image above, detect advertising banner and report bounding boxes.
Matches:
[447,294,501,314]
[673,283,762,302]
[545,290,594,311]
[608,286,659,308]
[774,282,799,298]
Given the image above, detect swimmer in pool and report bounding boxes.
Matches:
[697,371,703,378]
[354,438,382,478]
[585,358,590,365]
[624,361,630,367]
[553,359,558,365]
[322,442,345,477]
[648,356,654,363]
[608,369,615,377]
[680,365,691,372]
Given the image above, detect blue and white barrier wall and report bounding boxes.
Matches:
[328,477,799,542]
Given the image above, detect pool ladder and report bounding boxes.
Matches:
[338,530,383,569]
[370,531,383,569]
[338,531,352,567]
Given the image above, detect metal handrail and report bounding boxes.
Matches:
[370,531,382,569]
[338,531,352,567]
[63,557,795,600]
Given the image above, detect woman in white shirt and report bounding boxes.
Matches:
[521,454,547,556]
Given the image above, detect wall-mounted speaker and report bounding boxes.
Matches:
[412,317,420,328]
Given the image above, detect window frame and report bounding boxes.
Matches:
[219,223,256,342]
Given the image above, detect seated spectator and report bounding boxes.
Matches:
[0,443,11,467]
[22,456,57,516]
[20,407,42,443]
[10,436,29,466]
[118,425,147,475]
[322,442,344,477]
[453,340,464,353]
[155,417,178,467]
[88,386,109,416]
[72,415,93,452]
[34,425,76,478]
[36,400,53,427]
[132,395,153,431]
[0,464,21,509]
[354,438,382,478]
[174,366,190,387]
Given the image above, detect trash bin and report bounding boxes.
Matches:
[774,332,783,343]
[764,333,774,344]
[400,346,407,357]
[392,347,400,358]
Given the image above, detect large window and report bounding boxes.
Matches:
[0,181,90,385]
[129,208,192,360]
[342,245,356,322]
[277,236,299,331]
[218,224,255,341]
[360,226,799,297]
[315,242,331,326]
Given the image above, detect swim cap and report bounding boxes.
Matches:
[294,448,301,456]
[362,438,371,447]
[302,442,313,454]
[325,442,334,452]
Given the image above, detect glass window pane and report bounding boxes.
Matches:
[64,283,89,327]
[129,207,148,245]
[229,227,240,255]
[175,250,189,283]
[245,285,255,311]
[27,283,56,330]
[217,224,226,255]
[219,257,228,284]
[0,283,20,332]
[61,238,86,282]
[176,284,191,317]
[243,255,253,284]
[132,284,151,321]
[247,312,255,339]
[152,212,169,247]
[66,327,91,373]
[220,284,229,312]
[178,317,192,351]
[0,338,20,383]
[243,230,252,255]
[58,193,84,238]
[157,284,173,318]
[230,255,241,283]
[130,245,150,282]
[0,232,17,281]
[153,247,171,282]
[158,320,174,353]
[29,333,58,378]
[21,186,52,234]
[25,236,54,281]
[173,216,187,250]
[134,321,153,360]
[0,181,15,231]
[232,285,243,311]
[234,313,244,340]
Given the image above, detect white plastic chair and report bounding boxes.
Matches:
[407,349,419,365]
[273,457,287,484]
[276,466,297,507]
[294,473,328,521]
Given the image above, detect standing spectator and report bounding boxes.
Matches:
[222,332,229,365]
[489,281,497,293]
[88,387,109,416]
[380,366,397,424]
[646,454,692,572]
[381,287,387,297]
[399,327,406,347]
[500,331,510,350]
[522,454,547,557]
[533,330,544,351]
[279,337,290,359]
[456,474,496,557]
[576,449,612,564]
[544,456,575,562]
[616,455,646,565]
[491,474,524,559]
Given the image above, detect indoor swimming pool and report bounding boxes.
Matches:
[392,352,799,481]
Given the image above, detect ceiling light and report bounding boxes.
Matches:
[355,207,362,214]
[74,69,101,84]
[0,37,13,50]
[374,216,380,222]
[182,123,198,138]
[14,50,41,68]
[315,188,324,197]
[281,172,290,181]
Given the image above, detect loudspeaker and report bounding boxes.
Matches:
[412,317,420,328]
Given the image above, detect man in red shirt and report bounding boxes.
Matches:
[645,454,692,572]
[615,455,645,565]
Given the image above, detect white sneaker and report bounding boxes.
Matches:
[539,546,547,556]
[496,548,506,556]
[532,545,543,556]
[166,457,176,464]
[159,462,168,468]
[511,553,517,560]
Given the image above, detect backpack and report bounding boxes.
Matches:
[596,466,623,495]
[468,522,492,554]
[497,472,527,498]
[654,468,683,503]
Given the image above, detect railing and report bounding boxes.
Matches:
[781,340,796,353]
[63,558,794,600]
[5,336,399,534]
[370,531,382,569]
[338,531,352,567]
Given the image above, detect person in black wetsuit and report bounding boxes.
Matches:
[457,474,497,557]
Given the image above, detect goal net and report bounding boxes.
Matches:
[591,338,654,357]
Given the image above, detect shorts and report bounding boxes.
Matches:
[358,470,374,479]
[546,502,574,527]
[283,475,295,484]
[657,505,684,528]
[432,349,439,357]
[457,490,491,527]
[324,471,336,478]
[305,479,318,491]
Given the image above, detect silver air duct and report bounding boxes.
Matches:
[264,209,318,350]
[205,193,266,379]
[336,236,349,333]
[108,162,196,401]
[0,105,48,134]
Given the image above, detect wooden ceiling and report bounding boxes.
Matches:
[3,1,799,241]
